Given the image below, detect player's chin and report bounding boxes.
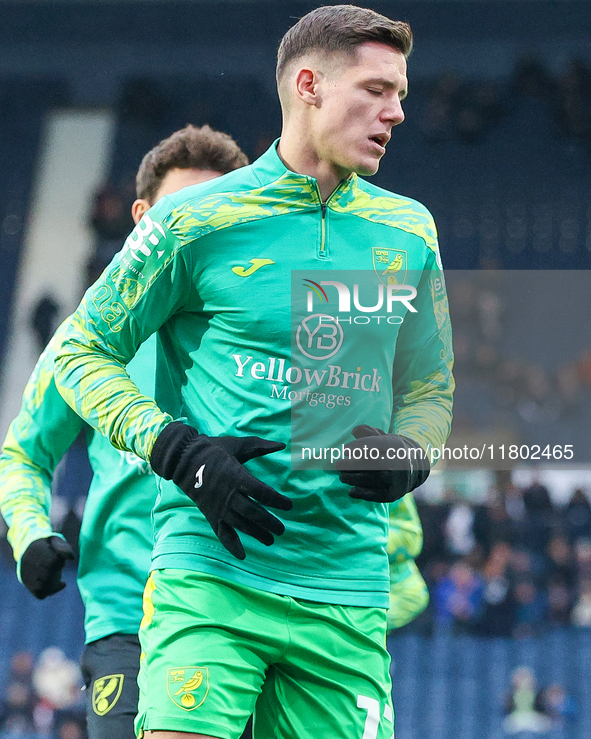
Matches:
[354,156,382,177]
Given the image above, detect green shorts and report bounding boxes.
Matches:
[136,569,393,739]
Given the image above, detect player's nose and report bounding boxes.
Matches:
[383,98,405,126]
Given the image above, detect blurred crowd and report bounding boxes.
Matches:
[450,274,591,433]
[503,666,577,735]
[0,650,85,739]
[415,478,591,637]
[423,54,591,149]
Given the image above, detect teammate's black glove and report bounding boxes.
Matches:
[150,421,293,560]
[336,425,429,502]
[20,535,75,599]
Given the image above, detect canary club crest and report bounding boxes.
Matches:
[167,667,209,711]
[92,674,124,716]
[372,247,407,286]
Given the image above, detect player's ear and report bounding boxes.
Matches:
[131,199,151,225]
[295,68,323,106]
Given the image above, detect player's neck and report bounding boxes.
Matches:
[277,133,347,202]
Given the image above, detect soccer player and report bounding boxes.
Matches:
[0,124,248,739]
[54,6,453,738]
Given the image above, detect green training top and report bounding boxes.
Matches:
[0,320,425,643]
[0,320,156,643]
[55,142,454,608]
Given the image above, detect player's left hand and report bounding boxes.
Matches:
[335,425,429,502]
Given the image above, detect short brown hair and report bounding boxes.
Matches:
[136,124,249,202]
[276,5,413,84]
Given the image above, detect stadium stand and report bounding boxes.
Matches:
[374,74,591,271]
[81,63,591,283]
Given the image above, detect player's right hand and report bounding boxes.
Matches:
[150,421,293,560]
[336,425,430,502]
[20,536,75,599]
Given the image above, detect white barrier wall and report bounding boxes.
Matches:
[0,109,114,440]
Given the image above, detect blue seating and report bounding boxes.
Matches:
[0,562,84,697]
[389,628,591,739]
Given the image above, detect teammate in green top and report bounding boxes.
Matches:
[0,124,249,739]
[54,6,452,739]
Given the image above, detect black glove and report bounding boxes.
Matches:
[150,421,293,560]
[20,535,75,599]
[336,425,429,502]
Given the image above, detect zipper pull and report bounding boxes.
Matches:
[321,202,327,218]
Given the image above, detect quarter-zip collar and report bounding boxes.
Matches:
[252,139,358,209]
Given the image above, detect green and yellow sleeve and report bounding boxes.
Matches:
[389,248,454,456]
[54,208,190,460]
[0,320,84,578]
[386,494,429,630]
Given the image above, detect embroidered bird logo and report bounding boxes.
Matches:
[93,675,124,715]
[384,253,404,273]
[175,670,204,708]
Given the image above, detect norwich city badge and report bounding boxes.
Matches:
[92,674,124,716]
[167,667,209,711]
[372,247,407,286]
